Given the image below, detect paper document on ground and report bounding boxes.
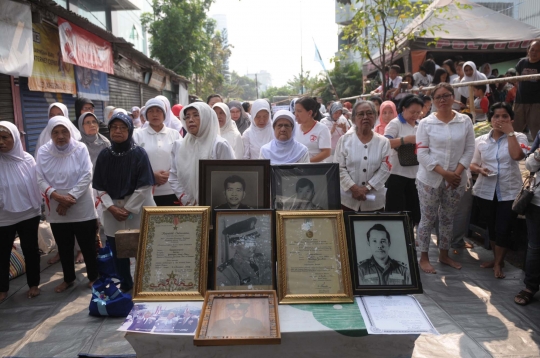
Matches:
[356,296,438,335]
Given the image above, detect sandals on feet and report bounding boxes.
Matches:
[515,290,536,306]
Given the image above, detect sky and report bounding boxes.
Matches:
[209,0,339,87]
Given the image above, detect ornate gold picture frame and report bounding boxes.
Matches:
[276,211,353,304]
[194,290,280,346]
[132,207,210,301]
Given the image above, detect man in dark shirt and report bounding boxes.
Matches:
[215,175,253,209]
[513,40,540,138]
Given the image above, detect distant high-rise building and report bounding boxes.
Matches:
[247,70,272,94]
[212,14,230,81]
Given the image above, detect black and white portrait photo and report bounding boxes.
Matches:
[214,211,274,290]
[353,220,411,286]
[213,173,256,209]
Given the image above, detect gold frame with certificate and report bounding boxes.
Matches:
[132,207,210,301]
[194,290,280,346]
[276,211,353,304]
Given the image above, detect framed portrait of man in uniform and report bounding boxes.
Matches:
[214,210,275,290]
[343,212,422,296]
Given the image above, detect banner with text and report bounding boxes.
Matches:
[0,1,34,77]
[58,17,114,75]
[29,23,76,94]
[75,65,109,101]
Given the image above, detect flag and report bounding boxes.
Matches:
[314,40,328,73]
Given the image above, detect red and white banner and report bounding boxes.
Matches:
[57,17,114,75]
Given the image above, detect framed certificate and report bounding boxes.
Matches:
[194,290,280,346]
[276,211,353,304]
[133,207,210,301]
[214,210,275,291]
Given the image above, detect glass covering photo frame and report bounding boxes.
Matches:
[194,290,281,346]
[132,207,210,301]
[343,212,423,296]
[276,211,353,304]
[271,163,341,210]
[214,210,275,291]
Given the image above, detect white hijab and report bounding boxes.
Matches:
[213,102,243,158]
[459,61,488,98]
[35,103,81,156]
[143,96,183,132]
[260,110,308,165]
[131,106,142,128]
[247,99,273,151]
[0,121,41,212]
[175,102,220,202]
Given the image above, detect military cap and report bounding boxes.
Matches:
[226,302,250,310]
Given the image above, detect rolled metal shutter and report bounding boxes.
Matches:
[108,76,141,110]
[142,84,160,105]
[0,74,14,123]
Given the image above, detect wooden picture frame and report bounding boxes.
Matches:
[198,160,271,210]
[132,207,210,301]
[271,163,341,210]
[343,212,423,296]
[194,290,280,346]
[275,211,353,304]
[213,210,275,291]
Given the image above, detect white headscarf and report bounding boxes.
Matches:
[260,110,308,165]
[104,106,115,125]
[113,108,128,116]
[459,61,488,98]
[35,103,81,156]
[213,102,243,158]
[0,121,41,212]
[175,102,220,202]
[247,99,273,153]
[131,106,142,128]
[142,98,167,121]
[142,95,183,132]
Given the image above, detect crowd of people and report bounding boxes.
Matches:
[2,41,540,308]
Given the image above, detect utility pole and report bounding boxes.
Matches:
[255,74,259,99]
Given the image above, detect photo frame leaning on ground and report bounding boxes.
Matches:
[132,207,210,301]
[213,210,275,291]
[194,290,281,346]
[271,163,341,210]
[343,212,422,296]
[276,210,353,304]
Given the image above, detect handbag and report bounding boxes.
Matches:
[397,143,419,166]
[512,172,540,214]
[89,277,133,317]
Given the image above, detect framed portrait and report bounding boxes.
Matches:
[214,210,275,291]
[343,212,422,296]
[132,207,210,301]
[199,160,271,210]
[275,211,353,304]
[194,290,280,346]
[271,163,341,210]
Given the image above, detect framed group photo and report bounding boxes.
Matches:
[271,163,341,210]
[194,291,280,346]
[275,211,353,304]
[214,210,275,291]
[343,212,422,296]
[199,160,271,210]
[132,207,210,301]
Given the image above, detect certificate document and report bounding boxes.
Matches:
[283,217,344,295]
[356,296,439,335]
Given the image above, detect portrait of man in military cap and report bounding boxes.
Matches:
[357,223,411,286]
[216,215,273,289]
[215,175,254,209]
[206,300,268,337]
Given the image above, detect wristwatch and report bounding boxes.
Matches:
[365,184,373,191]
[508,132,516,137]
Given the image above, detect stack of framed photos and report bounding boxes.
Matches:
[131,160,422,345]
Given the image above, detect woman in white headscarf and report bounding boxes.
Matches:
[213,102,243,159]
[0,122,42,301]
[143,95,183,133]
[35,103,81,156]
[131,106,142,128]
[36,116,98,293]
[260,110,309,164]
[104,106,115,125]
[459,61,488,102]
[242,99,273,159]
[169,102,235,206]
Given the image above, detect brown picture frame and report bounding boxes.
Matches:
[194,290,281,346]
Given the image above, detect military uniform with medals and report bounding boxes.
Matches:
[357,256,411,285]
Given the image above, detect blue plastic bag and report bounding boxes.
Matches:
[89,277,133,317]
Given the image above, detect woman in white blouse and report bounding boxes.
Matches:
[0,122,42,301]
[242,99,273,159]
[169,102,235,206]
[295,96,331,163]
[133,98,180,206]
[36,116,98,293]
[335,101,392,212]
[213,102,244,159]
[470,102,527,278]
[416,83,475,274]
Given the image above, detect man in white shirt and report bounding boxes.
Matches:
[413,65,432,88]
[372,65,402,100]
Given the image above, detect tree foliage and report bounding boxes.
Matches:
[314,62,364,103]
[261,85,297,100]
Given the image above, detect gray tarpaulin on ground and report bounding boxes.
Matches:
[1,235,539,358]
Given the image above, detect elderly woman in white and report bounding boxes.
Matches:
[242,99,273,159]
[133,98,180,206]
[36,116,98,293]
[213,102,244,159]
[169,102,235,206]
[334,101,392,212]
